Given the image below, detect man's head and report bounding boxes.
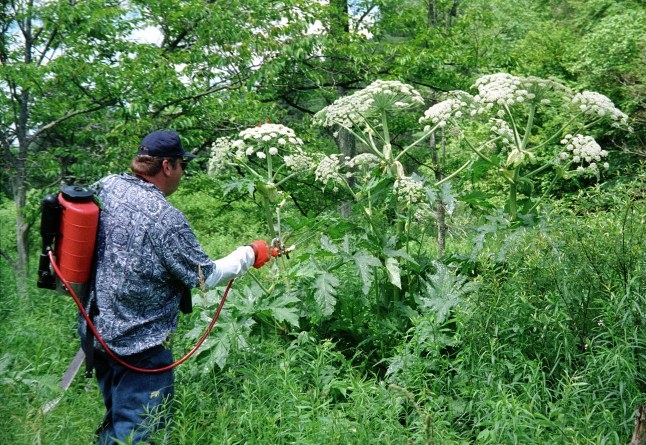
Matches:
[131,130,194,196]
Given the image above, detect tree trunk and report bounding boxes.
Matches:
[12,88,32,297]
[630,405,646,445]
[327,0,356,218]
[429,129,447,257]
[336,125,356,218]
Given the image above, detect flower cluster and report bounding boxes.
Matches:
[345,152,381,171]
[559,134,609,173]
[208,136,236,175]
[313,152,386,191]
[489,118,515,148]
[571,91,629,126]
[419,93,471,129]
[237,123,305,158]
[393,176,426,205]
[208,123,315,179]
[313,80,425,129]
[314,154,347,190]
[472,73,571,112]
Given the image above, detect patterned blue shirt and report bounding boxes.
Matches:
[81,173,215,356]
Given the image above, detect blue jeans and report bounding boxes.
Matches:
[92,346,174,445]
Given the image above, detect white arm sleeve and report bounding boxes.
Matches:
[205,246,255,288]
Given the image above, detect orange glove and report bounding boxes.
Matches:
[249,240,270,269]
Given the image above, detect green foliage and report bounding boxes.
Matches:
[387,185,646,443]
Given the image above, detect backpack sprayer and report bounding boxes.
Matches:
[37,186,100,296]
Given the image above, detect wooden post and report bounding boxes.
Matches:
[630,405,646,445]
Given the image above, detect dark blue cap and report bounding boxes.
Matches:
[138,130,196,159]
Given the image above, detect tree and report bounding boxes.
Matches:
[1,1,134,293]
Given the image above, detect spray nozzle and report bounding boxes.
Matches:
[270,237,295,259]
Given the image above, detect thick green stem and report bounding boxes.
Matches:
[263,196,277,238]
[520,103,536,150]
[509,181,518,220]
[508,168,520,220]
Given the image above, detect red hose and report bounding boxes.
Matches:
[48,250,232,373]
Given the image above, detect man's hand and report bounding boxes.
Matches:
[249,240,270,268]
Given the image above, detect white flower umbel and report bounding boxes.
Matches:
[559,134,609,173]
[473,73,572,112]
[420,92,473,129]
[208,123,315,186]
[314,154,346,191]
[393,176,426,205]
[571,91,629,127]
[416,72,630,220]
[313,80,425,130]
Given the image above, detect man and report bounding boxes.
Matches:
[80,130,270,444]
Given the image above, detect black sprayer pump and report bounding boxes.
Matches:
[37,193,62,290]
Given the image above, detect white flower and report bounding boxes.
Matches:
[284,150,315,172]
[313,80,425,129]
[268,147,279,156]
[473,73,572,111]
[420,92,472,127]
[346,153,381,170]
[393,176,426,205]
[207,136,235,175]
[314,154,346,187]
[559,134,610,174]
[571,91,628,126]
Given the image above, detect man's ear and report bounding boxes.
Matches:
[162,159,174,176]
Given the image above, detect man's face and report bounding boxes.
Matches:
[163,158,185,196]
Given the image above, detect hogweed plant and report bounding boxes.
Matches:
[312,80,451,309]
[420,73,630,220]
[312,80,444,244]
[208,123,315,237]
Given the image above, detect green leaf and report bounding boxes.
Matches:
[385,257,401,289]
[353,250,382,294]
[265,294,301,327]
[420,261,478,324]
[320,235,339,254]
[314,271,339,316]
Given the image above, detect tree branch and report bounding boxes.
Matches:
[0,248,16,268]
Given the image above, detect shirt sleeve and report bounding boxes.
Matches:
[154,208,215,289]
[204,246,255,288]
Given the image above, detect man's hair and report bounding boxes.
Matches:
[131,155,180,176]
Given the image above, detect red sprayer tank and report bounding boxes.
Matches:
[54,186,100,296]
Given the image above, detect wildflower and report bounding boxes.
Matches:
[208,136,235,175]
[489,118,515,149]
[346,153,381,170]
[313,80,424,129]
[208,123,316,184]
[393,176,426,205]
[559,134,609,173]
[283,150,314,172]
[420,92,473,128]
[473,73,572,111]
[314,154,346,187]
[239,123,303,146]
[571,91,629,126]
